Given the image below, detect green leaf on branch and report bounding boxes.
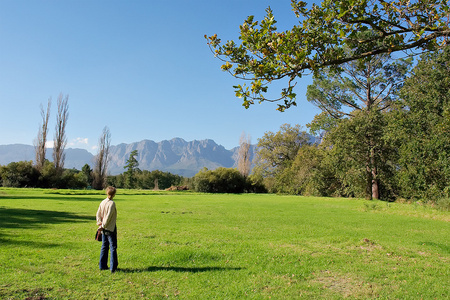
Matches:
[207,0,450,111]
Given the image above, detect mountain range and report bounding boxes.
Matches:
[0,138,255,177]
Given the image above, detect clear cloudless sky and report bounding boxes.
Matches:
[0,0,320,153]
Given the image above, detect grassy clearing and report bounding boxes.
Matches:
[0,188,448,299]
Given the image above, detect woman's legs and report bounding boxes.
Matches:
[99,234,109,270]
[109,232,118,272]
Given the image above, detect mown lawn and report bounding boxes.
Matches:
[0,188,448,299]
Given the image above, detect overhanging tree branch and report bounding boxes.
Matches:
[207,0,449,111]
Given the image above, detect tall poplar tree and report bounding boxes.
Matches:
[93,126,111,190]
[53,94,69,174]
[34,99,51,171]
[237,132,252,177]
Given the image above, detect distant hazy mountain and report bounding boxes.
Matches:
[0,144,95,170]
[0,138,256,177]
[107,138,251,177]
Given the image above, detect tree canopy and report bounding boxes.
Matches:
[306,53,412,118]
[252,124,311,192]
[207,0,450,111]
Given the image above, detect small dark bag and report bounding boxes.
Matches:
[95,229,102,242]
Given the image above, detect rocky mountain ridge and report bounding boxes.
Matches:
[0,138,254,177]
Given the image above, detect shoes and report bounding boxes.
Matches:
[100,267,118,273]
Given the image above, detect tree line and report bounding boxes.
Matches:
[0,158,184,191]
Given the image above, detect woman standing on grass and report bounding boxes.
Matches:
[96,186,118,273]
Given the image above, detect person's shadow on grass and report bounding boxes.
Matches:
[118,266,242,273]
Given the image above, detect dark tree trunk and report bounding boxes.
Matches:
[371,167,379,200]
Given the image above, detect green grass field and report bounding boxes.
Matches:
[0,188,448,299]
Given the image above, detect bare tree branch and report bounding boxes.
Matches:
[238,132,252,177]
[53,94,69,174]
[93,126,111,190]
[34,98,51,171]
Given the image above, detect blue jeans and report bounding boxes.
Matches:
[99,228,118,272]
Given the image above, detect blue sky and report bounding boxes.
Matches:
[0,0,320,153]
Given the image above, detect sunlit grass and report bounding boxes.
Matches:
[0,188,448,299]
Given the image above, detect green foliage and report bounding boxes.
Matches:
[252,124,311,192]
[288,145,339,196]
[207,0,449,110]
[307,111,339,137]
[124,150,139,173]
[81,164,93,187]
[192,167,246,193]
[260,114,398,199]
[108,169,184,191]
[61,169,88,189]
[0,158,182,191]
[306,53,412,118]
[390,46,450,200]
[245,173,268,193]
[38,161,88,189]
[206,1,449,201]
[124,150,140,189]
[254,48,449,202]
[36,160,57,188]
[0,161,39,187]
[306,51,411,200]
[0,160,91,190]
[324,110,398,200]
[192,167,264,193]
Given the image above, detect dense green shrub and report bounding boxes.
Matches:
[192,168,245,193]
[0,161,39,187]
[0,160,88,189]
[192,167,266,193]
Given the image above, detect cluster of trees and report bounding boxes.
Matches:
[0,157,184,191]
[250,48,450,203]
[107,170,184,190]
[0,93,87,189]
[0,161,92,189]
[207,0,449,202]
[191,167,266,193]
[106,150,184,190]
[25,92,113,190]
